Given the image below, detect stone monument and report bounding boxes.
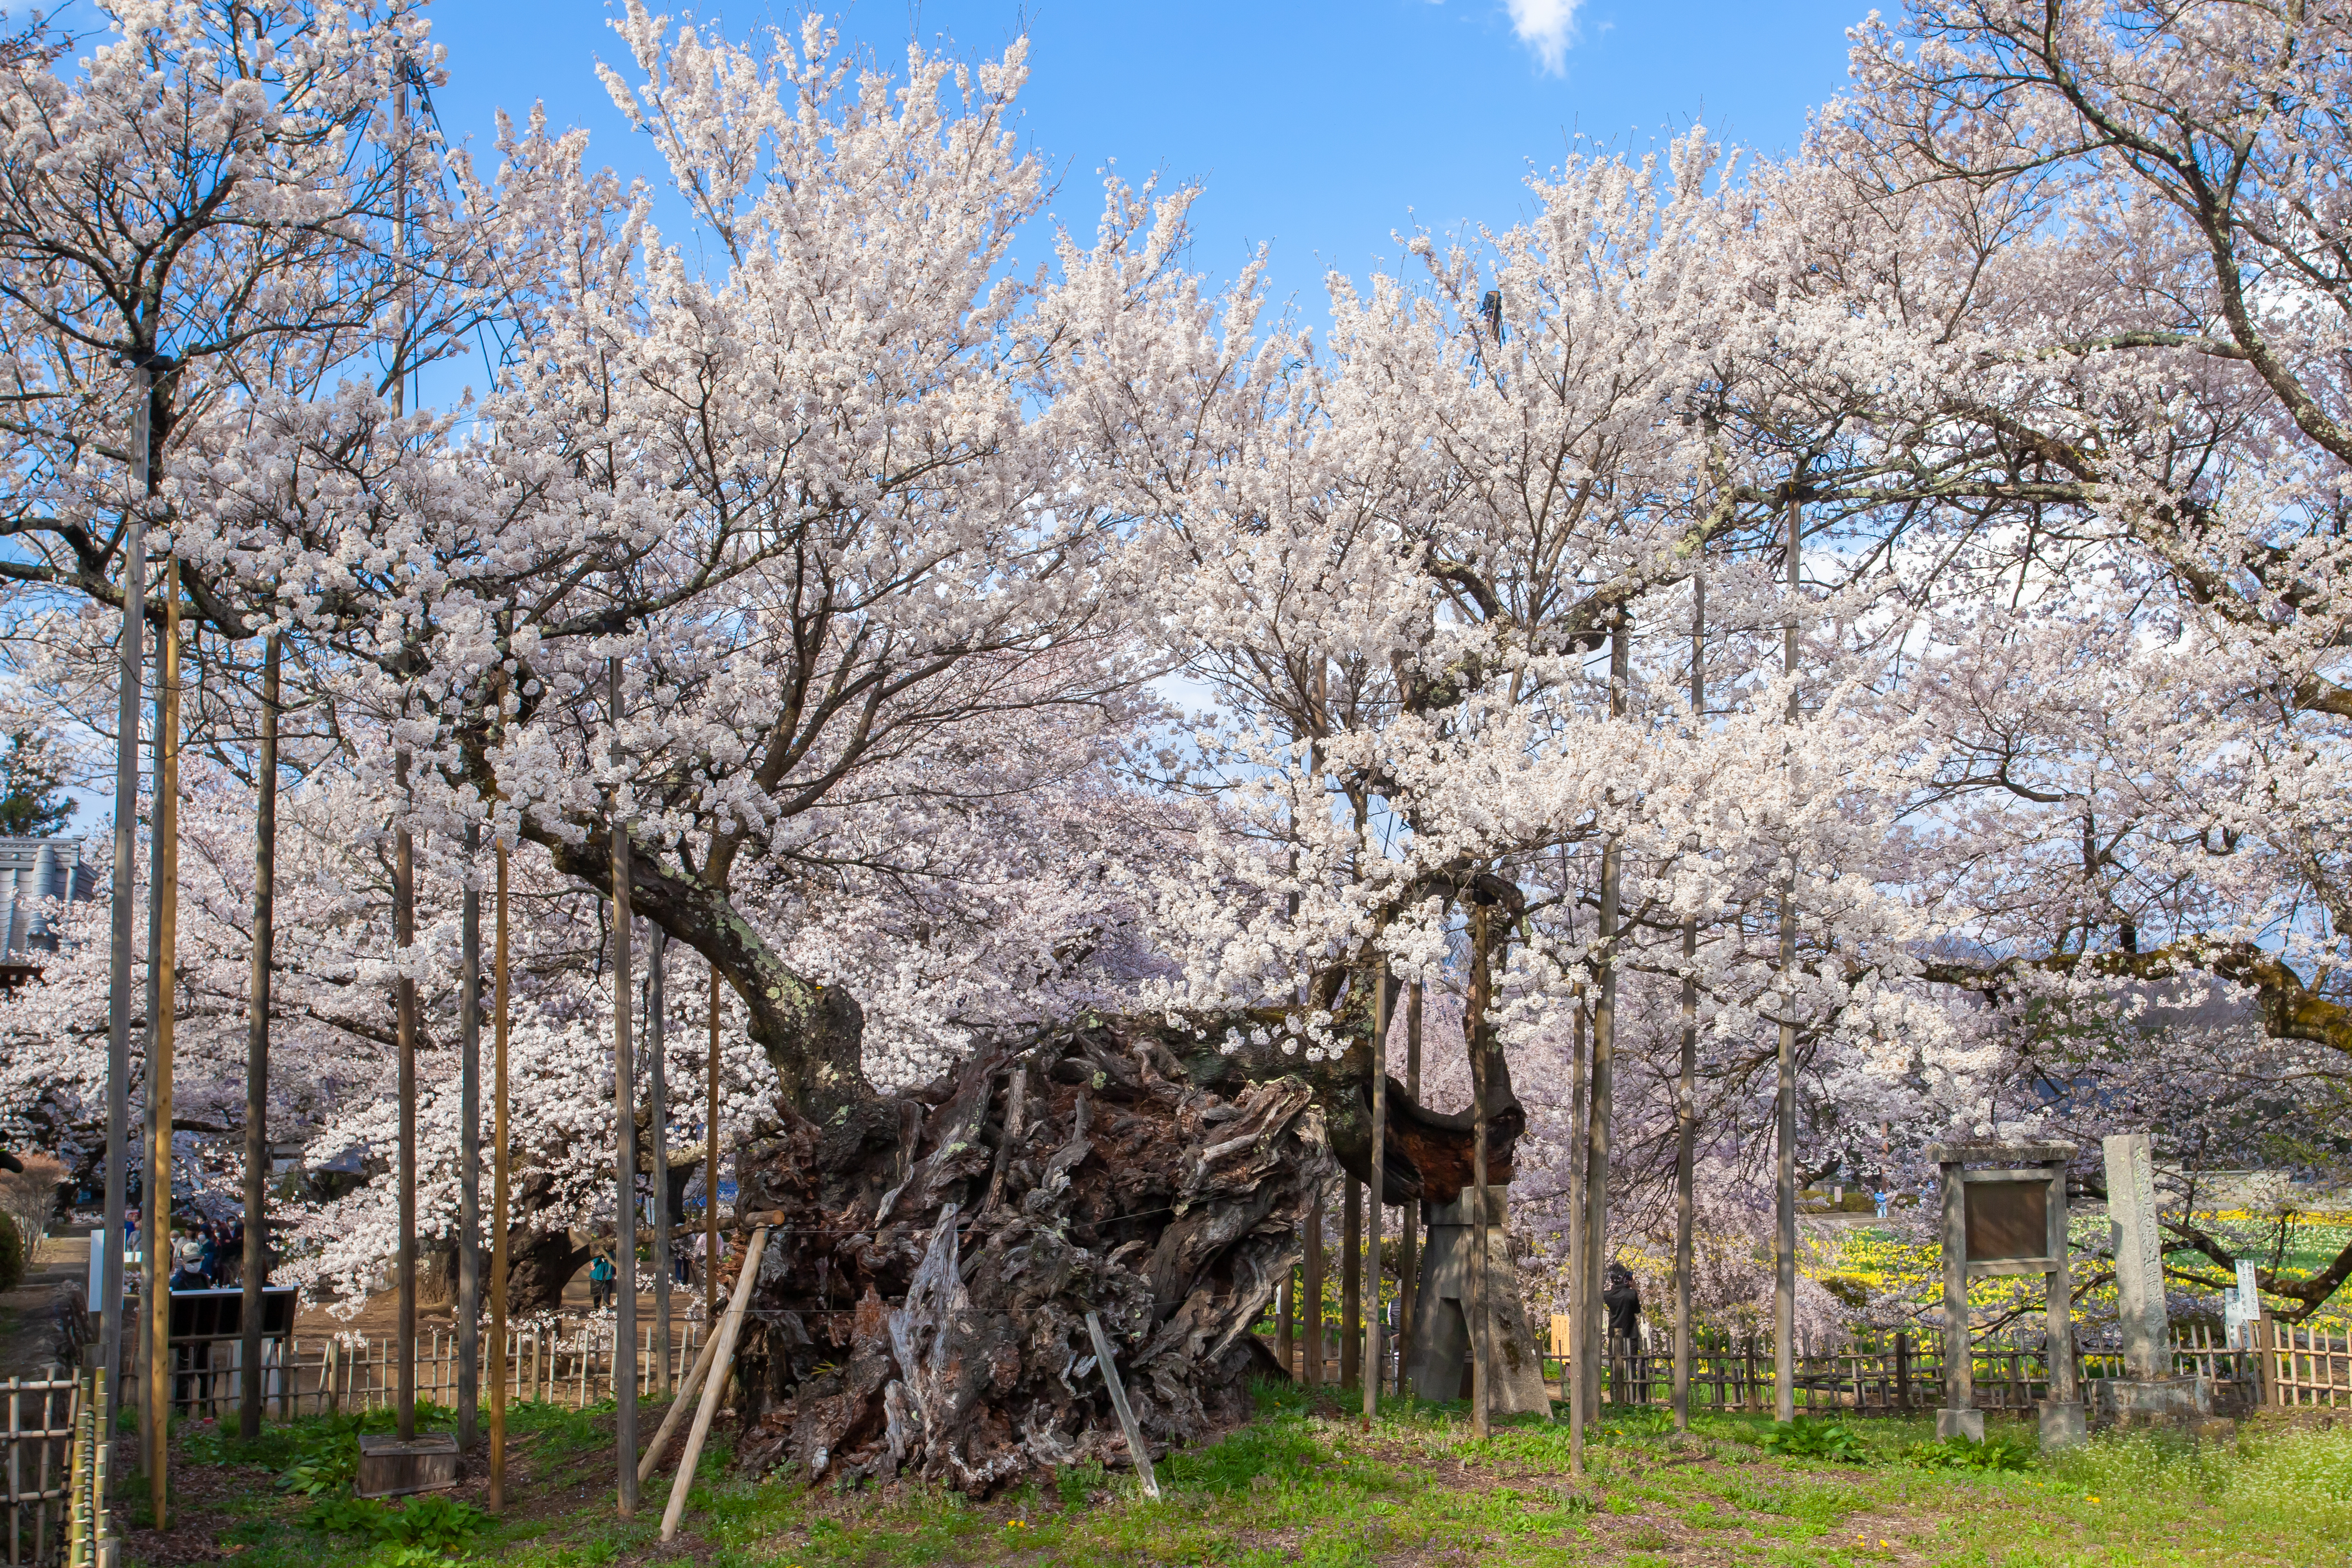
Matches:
[1930,1140,2082,1448]
[2090,1132,2216,1428]
[1405,1187,1552,1416]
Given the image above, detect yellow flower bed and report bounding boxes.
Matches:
[1817,1215,2352,1334]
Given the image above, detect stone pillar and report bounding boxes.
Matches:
[1405,1188,1551,1416]
[2103,1134,2167,1379]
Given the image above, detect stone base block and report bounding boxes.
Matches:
[2087,1376,2213,1429]
[1936,1407,1984,1443]
[1406,1191,1553,1418]
[355,1433,460,1498]
[2038,1400,2085,1450]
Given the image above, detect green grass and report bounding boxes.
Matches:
[149,1386,2352,1568]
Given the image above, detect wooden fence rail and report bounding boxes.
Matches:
[2264,1321,2352,1408]
[1535,1319,2340,1413]
[125,1321,706,1421]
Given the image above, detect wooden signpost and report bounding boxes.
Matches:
[1931,1140,2081,1447]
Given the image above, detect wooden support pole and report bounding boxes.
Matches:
[705,966,722,1328]
[1398,982,1421,1393]
[1302,1188,1324,1389]
[1084,1311,1160,1502]
[1675,575,1701,1435]
[1586,611,1627,1419]
[1567,994,1588,1467]
[1364,963,1387,1423]
[1469,902,1491,1440]
[102,360,149,1439]
[650,931,669,1395]
[1775,494,1802,1425]
[457,822,482,1448]
[394,739,417,1443]
[489,840,510,1511]
[659,1228,768,1541]
[1275,1272,1293,1378]
[239,634,279,1443]
[637,1319,726,1485]
[1341,1178,1362,1391]
[145,557,179,1527]
[391,69,417,1447]
[608,658,638,1518]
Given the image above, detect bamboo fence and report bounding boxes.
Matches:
[0,1370,77,1568]
[124,1320,704,1420]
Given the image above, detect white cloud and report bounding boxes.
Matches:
[1507,0,1581,74]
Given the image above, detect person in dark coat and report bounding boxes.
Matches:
[1601,1263,1645,1404]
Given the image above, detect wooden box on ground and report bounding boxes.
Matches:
[355,1433,460,1498]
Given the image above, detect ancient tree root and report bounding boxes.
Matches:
[726,1027,1331,1493]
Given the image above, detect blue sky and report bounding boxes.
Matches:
[419,0,1869,323]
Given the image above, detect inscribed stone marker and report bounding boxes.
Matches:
[2102,1133,2167,1379]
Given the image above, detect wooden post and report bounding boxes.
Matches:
[705,965,722,1327]
[2044,1161,2078,1412]
[659,1229,768,1541]
[1674,575,1701,1434]
[145,557,180,1527]
[1587,611,1627,1423]
[1364,964,1387,1421]
[394,737,418,1443]
[1468,902,1491,1440]
[650,930,670,1396]
[1085,1311,1162,1502]
[1895,1331,1910,1411]
[457,823,482,1449]
[1340,1178,1361,1391]
[489,841,510,1511]
[1275,1272,1293,1378]
[608,658,639,1517]
[637,1322,726,1486]
[1774,494,1802,1425]
[1302,1190,1324,1388]
[106,347,155,1441]
[1940,1158,1970,1415]
[1397,982,1421,1392]
[239,634,280,1443]
[1567,994,1588,1468]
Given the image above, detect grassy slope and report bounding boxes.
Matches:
[157,1384,2351,1568]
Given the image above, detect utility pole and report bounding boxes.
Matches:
[102,356,154,1438]
[1775,494,1802,1424]
[238,634,281,1440]
[608,657,639,1517]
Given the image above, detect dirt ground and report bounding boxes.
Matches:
[0,1229,88,1377]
